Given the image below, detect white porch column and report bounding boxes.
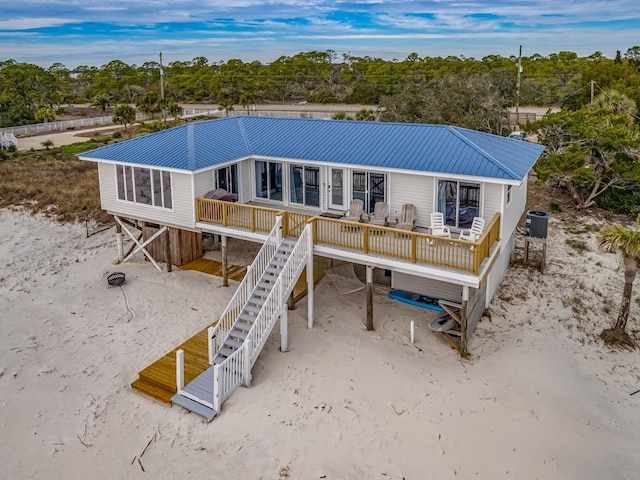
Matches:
[306,230,314,329]
[280,304,289,352]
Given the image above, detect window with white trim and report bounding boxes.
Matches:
[215,164,239,200]
[116,165,172,209]
[506,185,512,204]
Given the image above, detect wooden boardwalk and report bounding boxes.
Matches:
[131,255,329,404]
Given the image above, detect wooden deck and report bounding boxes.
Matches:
[181,258,247,282]
[131,255,330,404]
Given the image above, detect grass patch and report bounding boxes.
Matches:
[565,238,590,252]
[0,151,111,224]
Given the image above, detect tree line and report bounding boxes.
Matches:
[3,47,640,128]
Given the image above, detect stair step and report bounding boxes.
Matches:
[274,252,290,260]
[238,313,256,324]
[230,329,248,340]
[171,394,217,422]
[224,338,243,349]
[266,266,283,275]
[244,304,261,315]
[248,296,266,307]
[218,346,235,357]
[257,281,276,291]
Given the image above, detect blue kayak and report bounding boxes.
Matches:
[388,290,444,312]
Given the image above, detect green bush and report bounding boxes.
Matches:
[112,131,122,139]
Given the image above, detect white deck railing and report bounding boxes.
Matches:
[210,216,283,353]
[212,223,312,411]
[0,132,17,149]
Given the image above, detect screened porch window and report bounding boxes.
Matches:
[255,161,283,201]
[116,165,172,209]
[352,171,386,213]
[290,165,320,208]
[437,180,480,229]
[215,164,239,200]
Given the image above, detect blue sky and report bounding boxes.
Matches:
[2,0,639,67]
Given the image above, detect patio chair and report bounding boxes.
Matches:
[368,202,389,227]
[430,212,451,238]
[459,217,485,243]
[396,204,416,231]
[344,199,364,223]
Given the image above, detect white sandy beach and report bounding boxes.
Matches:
[0,208,638,479]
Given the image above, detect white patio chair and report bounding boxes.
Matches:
[368,202,389,227]
[459,217,485,244]
[430,212,451,238]
[396,204,416,231]
[344,199,364,223]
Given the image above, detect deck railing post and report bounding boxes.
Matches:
[208,327,216,364]
[176,349,184,391]
[213,365,220,411]
[222,203,228,226]
[243,340,252,387]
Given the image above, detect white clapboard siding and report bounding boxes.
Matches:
[486,233,515,304]
[392,272,462,303]
[389,173,434,228]
[239,159,252,204]
[482,182,502,226]
[503,176,528,238]
[98,163,195,229]
[194,170,213,198]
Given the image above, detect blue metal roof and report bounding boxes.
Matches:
[80,116,544,182]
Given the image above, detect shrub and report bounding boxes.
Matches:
[549,201,562,213]
[112,131,122,139]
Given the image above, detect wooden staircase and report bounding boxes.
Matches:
[171,221,311,421]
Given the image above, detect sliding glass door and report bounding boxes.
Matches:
[255,161,283,201]
[437,180,480,228]
[353,171,386,213]
[290,164,320,208]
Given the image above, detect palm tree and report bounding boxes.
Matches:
[91,94,111,113]
[591,89,638,125]
[355,108,376,121]
[218,98,235,117]
[596,214,640,348]
[113,104,136,131]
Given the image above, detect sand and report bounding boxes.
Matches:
[0,208,638,479]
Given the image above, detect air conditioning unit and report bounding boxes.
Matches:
[526,210,549,239]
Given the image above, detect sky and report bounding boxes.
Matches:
[1,0,640,68]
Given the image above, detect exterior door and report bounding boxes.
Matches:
[328,168,345,210]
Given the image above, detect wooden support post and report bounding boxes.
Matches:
[460,286,469,358]
[165,227,172,272]
[366,265,374,331]
[115,221,124,261]
[221,235,228,287]
[306,233,314,329]
[176,349,184,390]
[287,292,295,311]
[280,305,289,352]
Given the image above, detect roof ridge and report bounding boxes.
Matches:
[236,117,253,155]
[448,127,520,180]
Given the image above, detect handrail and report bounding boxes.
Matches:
[212,224,312,411]
[210,216,283,354]
[196,198,500,275]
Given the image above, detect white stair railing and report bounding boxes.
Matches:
[212,224,312,410]
[210,216,282,354]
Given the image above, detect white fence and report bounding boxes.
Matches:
[0,109,337,138]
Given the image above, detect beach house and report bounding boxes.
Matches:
[80,115,544,419]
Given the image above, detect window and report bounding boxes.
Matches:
[437,180,480,229]
[506,185,512,204]
[352,171,386,213]
[255,161,283,201]
[215,164,239,200]
[116,165,173,209]
[290,165,320,207]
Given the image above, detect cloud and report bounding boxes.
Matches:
[0,17,79,30]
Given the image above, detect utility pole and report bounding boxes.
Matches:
[159,52,166,124]
[515,45,522,129]
[590,79,595,104]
